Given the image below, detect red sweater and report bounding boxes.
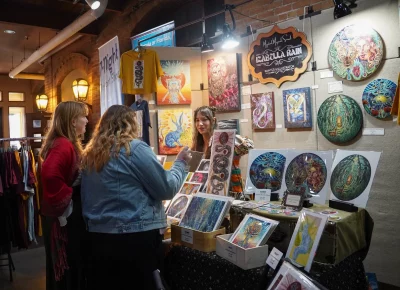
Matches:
[41,137,79,217]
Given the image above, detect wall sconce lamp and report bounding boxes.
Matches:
[222,5,240,50]
[85,0,100,10]
[36,94,49,112]
[72,78,89,102]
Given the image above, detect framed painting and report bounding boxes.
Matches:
[217,119,240,134]
[207,54,241,112]
[157,109,192,155]
[362,78,397,119]
[157,60,191,105]
[283,87,312,128]
[251,92,275,130]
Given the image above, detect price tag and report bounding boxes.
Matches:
[311,85,319,89]
[320,70,333,79]
[241,85,251,96]
[328,81,343,93]
[240,119,249,123]
[241,103,251,109]
[362,128,385,136]
[255,189,271,202]
[181,229,193,244]
[225,244,237,263]
[266,247,283,269]
[276,124,283,129]
[148,100,155,105]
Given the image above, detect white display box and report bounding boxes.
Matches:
[216,234,269,270]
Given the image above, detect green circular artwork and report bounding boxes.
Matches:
[328,25,383,81]
[330,154,371,201]
[317,95,363,143]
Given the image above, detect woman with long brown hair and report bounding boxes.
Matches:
[40,101,88,290]
[191,106,217,159]
[80,105,191,289]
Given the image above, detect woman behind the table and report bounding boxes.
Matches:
[80,105,191,289]
[191,106,217,159]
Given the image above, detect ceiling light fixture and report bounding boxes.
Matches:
[201,33,214,53]
[221,23,239,49]
[4,30,16,34]
[85,0,100,10]
[333,0,352,19]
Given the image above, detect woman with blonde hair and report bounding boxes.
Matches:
[40,101,88,290]
[191,106,217,159]
[81,105,191,289]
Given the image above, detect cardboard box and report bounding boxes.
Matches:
[171,224,226,252]
[216,234,269,270]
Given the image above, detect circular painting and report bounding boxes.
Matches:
[285,153,327,195]
[249,152,286,191]
[317,95,363,143]
[166,195,189,218]
[362,78,396,119]
[328,25,383,81]
[330,154,371,201]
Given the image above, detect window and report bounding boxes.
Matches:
[9,107,25,149]
[9,92,24,101]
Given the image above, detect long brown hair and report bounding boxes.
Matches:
[81,105,138,172]
[191,106,217,159]
[40,101,87,160]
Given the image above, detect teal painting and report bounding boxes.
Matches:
[362,79,396,119]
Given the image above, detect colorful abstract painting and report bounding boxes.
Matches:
[251,92,275,130]
[179,193,232,232]
[207,54,241,112]
[283,87,312,128]
[217,119,240,134]
[328,25,383,81]
[157,109,192,155]
[317,95,363,143]
[190,172,209,184]
[206,130,236,196]
[286,211,328,272]
[157,60,191,105]
[362,78,397,119]
[178,182,202,195]
[166,194,192,219]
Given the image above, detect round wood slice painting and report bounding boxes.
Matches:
[249,152,286,192]
[317,95,363,143]
[285,153,327,195]
[330,154,371,201]
[328,25,383,81]
[362,78,397,119]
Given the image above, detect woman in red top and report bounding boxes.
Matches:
[40,101,88,290]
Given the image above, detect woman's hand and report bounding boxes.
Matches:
[176,146,192,164]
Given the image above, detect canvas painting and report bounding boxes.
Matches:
[157,60,191,105]
[362,78,396,119]
[207,54,241,112]
[179,193,233,232]
[329,150,381,208]
[217,119,240,134]
[190,172,209,184]
[283,87,312,128]
[157,109,192,155]
[229,214,279,249]
[166,194,192,220]
[196,159,210,172]
[178,182,203,195]
[251,92,275,130]
[267,262,319,290]
[286,210,328,272]
[206,130,236,196]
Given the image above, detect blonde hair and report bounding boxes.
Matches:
[40,101,87,160]
[191,106,217,159]
[81,105,138,172]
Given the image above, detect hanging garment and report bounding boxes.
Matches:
[131,99,151,146]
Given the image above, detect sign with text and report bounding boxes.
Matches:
[131,21,175,48]
[247,26,312,87]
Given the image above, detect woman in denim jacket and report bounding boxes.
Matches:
[81,105,191,289]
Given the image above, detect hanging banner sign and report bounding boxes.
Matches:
[98,36,123,115]
[247,26,312,87]
[131,21,175,49]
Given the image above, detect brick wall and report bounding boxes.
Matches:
[226,0,334,35]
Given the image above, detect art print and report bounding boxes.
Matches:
[157,60,191,105]
[251,92,275,130]
[189,172,209,184]
[283,87,312,128]
[328,25,383,81]
[196,159,210,172]
[317,95,363,143]
[268,262,319,290]
[179,193,233,232]
[286,211,328,272]
[157,109,192,155]
[178,182,202,195]
[362,78,397,119]
[217,119,240,134]
[166,194,192,219]
[206,130,236,196]
[329,150,381,208]
[207,54,241,112]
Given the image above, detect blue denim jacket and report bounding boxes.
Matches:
[81,139,187,234]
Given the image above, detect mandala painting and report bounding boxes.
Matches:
[362,78,397,119]
[249,152,286,192]
[285,153,327,195]
[157,60,191,105]
[251,92,275,130]
[317,95,363,143]
[207,54,241,112]
[283,87,312,128]
[330,154,371,201]
[328,25,383,81]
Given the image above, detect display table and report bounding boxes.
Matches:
[230,201,369,264]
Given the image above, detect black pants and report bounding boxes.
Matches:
[86,229,163,290]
